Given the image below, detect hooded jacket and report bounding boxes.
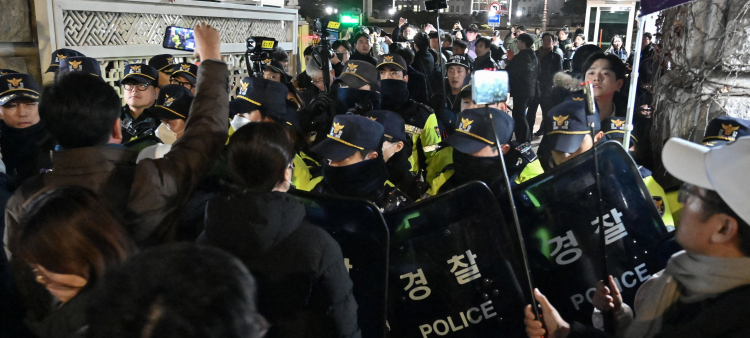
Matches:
[205,191,361,338]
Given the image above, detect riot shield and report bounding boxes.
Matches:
[384,182,529,338]
[510,141,669,325]
[291,191,389,338]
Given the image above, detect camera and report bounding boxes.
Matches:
[244,36,278,78]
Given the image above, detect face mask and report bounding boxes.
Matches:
[335,87,382,116]
[380,79,410,112]
[322,157,388,200]
[452,150,505,187]
[336,52,346,62]
[231,114,252,132]
[155,122,178,145]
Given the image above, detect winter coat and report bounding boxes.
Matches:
[473,52,499,71]
[349,50,377,66]
[536,49,563,94]
[412,48,436,94]
[0,120,50,182]
[205,191,361,338]
[605,46,629,63]
[507,48,539,99]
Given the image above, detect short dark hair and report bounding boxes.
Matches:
[271,46,289,63]
[517,25,527,32]
[40,72,121,148]
[644,32,653,40]
[413,32,430,50]
[541,32,558,43]
[428,31,439,40]
[571,45,601,73]
[467,24,479,33]
[87,243,268,338]
[698,188,750,256]
[17,186,133,286]
[453,39,468,50]
[582,53,627,80]
[516,33,535,48]
[227,122,295,192]
[575,33,585,41]
[442,33,454,44]
[303,45,313,56]
[332,40,351,52]
[475,36,492,49]
[390,43,415,65]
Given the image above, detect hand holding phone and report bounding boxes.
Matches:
[163,26,196,51]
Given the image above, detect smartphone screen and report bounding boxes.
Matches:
[163,26,196,51]
[471,70,509,105]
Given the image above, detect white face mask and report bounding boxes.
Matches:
[231,114,252,132]
[155,122,178,145]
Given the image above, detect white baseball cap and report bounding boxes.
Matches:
[662,137,750,224]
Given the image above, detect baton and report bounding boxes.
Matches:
[485,105,541,322]
[583,82,614,334]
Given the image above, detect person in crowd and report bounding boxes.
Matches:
[148,54,177,87]
[441,33,454,59]
[451,21,467,41]
[332,40,352,77]
[170,62,198,95]
[702,116,750,147]
[135,85,193,161]
[574,23,584,37]
[390,43,430,105]
[4,22,229,249]
[350,31,377,66]
[605,35,628,63]
[12,186,134,338]
[426,107,542,198]
[300,56,335,106]
[529,33,563,137]
[452,39,475,64]
[0,73,49,182]
[261,58,288,83]
[537,91,602,170]
[473,36,499,71]
[525,136,750,338]
[533,28,543,50]
[465,24,480,58]
[492,30,504,46]
[377,53,442,177]
[558,28,574,71]
[120,64,160,144]
[364,110,424,200]
[333,60,381,115]
[548,45,610,111]
[303,45,314,64]
[504,26,517,54]
[583,53,627,120]
[445,54,472,113]
[512,25,528,55]
[44,48,85,74]
[411,32,436,95]
[506,33,539,143]
[628,32,655,69]
[229,76,287,133]
[569,33,586,60]
[87,243,267,338]
[270,46,290,72]
[55,57,102,79]
[311,115,411,211]
[202,122,360,338]
[393,18,417,43]
[428,31,448,66]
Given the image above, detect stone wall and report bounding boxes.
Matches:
[0,0,42,82]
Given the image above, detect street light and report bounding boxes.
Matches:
[388,8,396,15]
[516,10,523,17]
[325,7,333,14]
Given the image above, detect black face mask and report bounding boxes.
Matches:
[452,149,505,188]
[380,79,410,112]
[335,87,382,116]
[336,52,346,62]
[322,157,389,200]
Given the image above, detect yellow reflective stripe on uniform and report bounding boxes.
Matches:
[292,153,323,192]
[227,125,236,144]
[643,175,674,227]
[385,180,395,188]
[666,190,682,226]
[413,114,443,174]
[425,147,454,186]
[425,170,454,197]
[514,159,544,185]
[405,124,423,135]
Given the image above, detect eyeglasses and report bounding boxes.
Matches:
[170,79,194,89]
[678,183,715,205]
[311,78,324,86]
[123,83,152,92]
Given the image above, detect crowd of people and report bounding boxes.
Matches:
[0,17,749,338]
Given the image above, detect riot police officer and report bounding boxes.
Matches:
[120,64,160,144]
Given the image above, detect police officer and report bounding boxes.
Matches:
[537,91,602,170]
[148,54,177,87]
[171,62,198,95]
[445,54,472,113]
[228,76,287,134]
[425,107,543,197]
[45,48,85,74]
[120,64,160,144]
[136,85,193,161]
[702,116,750,147]
[377,53,442,177]
[334,60,381,115]
[603,116,674,228]
[311,115,412,211]
[261,58,288,83]
[0,73,49,181]
[55,57,102,79]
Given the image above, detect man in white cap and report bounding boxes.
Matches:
[523,137,750,338]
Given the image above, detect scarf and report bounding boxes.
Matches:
[322,157,388,201]
[335,87,382,116]
[624,251,750,338]
[380,80,410,112]
[451,150,504,189]
[0,121,47,180]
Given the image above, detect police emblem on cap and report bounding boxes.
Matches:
[181,64,191,71]
[263,59,272,65]
[384,56,393,62]
[458,118,473,132]
[722,124,740,138]
[69,60,83,71]
[331,122,345,138]
[366,116,377,121]
[56,54,67,62]
[7,78,23,89]
[611,119,626,129]
[238,81,249,96]
[166,57,174,64]
[552,115,570,130]
[346,63,358,73]
[164,95,176,107]
[572,96,584,101]
[130,65,142,74]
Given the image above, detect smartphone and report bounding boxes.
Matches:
[163,26,196,52]
[471,71,509,105]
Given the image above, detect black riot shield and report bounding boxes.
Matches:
[291,191,389,338]
[383,182,529,338]
[509,141,669,326]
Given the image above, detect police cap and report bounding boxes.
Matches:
[446,107,514,154]
[311,115,385,161]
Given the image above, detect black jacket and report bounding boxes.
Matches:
[473,52,499,71]
[407,66,430,105]
[0,121,50,182]
[507,49,539,99]
[121,105,158,144]
[349,50,377,66]
[559,38,573,70]
[205,191,361,338]
[412,49,436,94]
[536,49,563,94]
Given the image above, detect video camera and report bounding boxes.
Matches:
[310,17,341,92]
[244,36,278,78]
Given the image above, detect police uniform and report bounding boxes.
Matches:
[171,63,199,87]
[537,91,601,171]
[135,85,194,161]
[425,108,542,197]
[120,64,161,144]
[45,48,85,74]
[310,115,412,212]
[57,57,102,79]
